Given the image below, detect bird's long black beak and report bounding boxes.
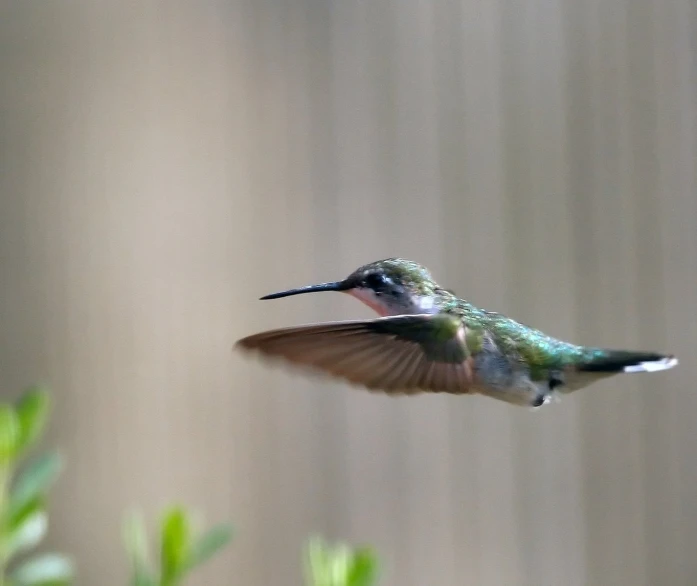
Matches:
[260,281,349,300]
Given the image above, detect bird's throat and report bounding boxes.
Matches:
[347,289,394,316]
[347,289,439,317]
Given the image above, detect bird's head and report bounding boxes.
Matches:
[260,258,448,316]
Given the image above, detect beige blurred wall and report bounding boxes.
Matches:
[0,1,695,585]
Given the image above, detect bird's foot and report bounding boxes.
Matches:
[529,390,560,410]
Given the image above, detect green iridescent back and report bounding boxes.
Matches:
[438,293,588,379]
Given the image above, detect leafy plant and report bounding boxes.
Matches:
[1,386,382,586]
[123,507,233,586]
[0,387,73,586]
[304,536,379,586]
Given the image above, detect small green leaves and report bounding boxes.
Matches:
[6,495,44,536]
[124,512,151,565]
[0,387,51,466]
[305,537,380,586]
[1,386,386,586]
[123,507,233,586]
[14,388,51,456]
[184,525,233,572]
[7,452,63,523]
[160,508,191,585]
[345,549,379,586]
[10,553,74,586]
[0,387,69,586]
[6,508,48,559]
[0,404,20,464]
[123,513,157,586]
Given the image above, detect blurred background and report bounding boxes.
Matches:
[0,0,695,584]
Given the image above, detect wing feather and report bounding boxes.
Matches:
[236,315,474,395]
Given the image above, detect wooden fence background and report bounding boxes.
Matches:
[0,1,695,584]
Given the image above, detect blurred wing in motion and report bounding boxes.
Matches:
[235,314,474,395]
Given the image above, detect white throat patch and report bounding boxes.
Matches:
[347,288,393,316]
[417,296,436,312]
[348,289,438,317]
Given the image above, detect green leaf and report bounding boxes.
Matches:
[160,507,191,583]
[123,512,149,561]
[123,513,157,586]
[6,495,44,533]
[14,388,50,456]
[10,553,74,586]
[345,548,379,586]
[130,565,158,586]
[304,538,380,586]
[5,496,46,560]
[0,404,20,464]
[7,452,63,521]
[305,537,332,586]
[184,524,233,571]
[6,508,48,559]
[330,544,352,585]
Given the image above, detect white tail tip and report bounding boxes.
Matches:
[624,356,679,373]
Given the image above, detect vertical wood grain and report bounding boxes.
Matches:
[0,0,695,584]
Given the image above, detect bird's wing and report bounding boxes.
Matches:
[235,314,474,395]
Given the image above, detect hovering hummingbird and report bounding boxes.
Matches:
[235,258,678,408]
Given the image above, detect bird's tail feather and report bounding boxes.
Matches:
[577,350,678,374]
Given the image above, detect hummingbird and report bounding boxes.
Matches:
[235,258,678,408]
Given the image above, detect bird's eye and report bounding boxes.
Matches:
[364,273,388,290]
